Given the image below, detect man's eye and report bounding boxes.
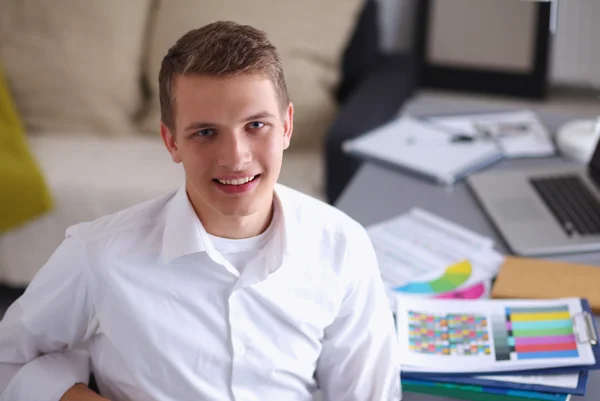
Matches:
[248,121,264,130]
[195,129,215,137]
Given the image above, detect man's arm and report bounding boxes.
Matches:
[1,349,106,401]
[60,382,110,401]
[316,224,401,401]
[0,232,103,401]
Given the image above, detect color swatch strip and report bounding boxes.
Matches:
[505,306,578,361]
[515,342,577,353]
[511,335,576,346]
[407,311,491,356]
[492,313,511,361]
[510,311,571,322]
[507,320,573,330]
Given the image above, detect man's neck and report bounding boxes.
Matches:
[186,189,274,240]
[205,208,274,239]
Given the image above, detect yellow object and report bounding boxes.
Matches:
[0,65,52,232]
[509,311,571,322]
[447,260,471,274]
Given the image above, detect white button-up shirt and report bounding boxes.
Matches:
[0,184,401,401]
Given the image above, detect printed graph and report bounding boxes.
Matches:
[408,311,491,356]
[492,305,578,361]
[434,282,487,300]
[395,260,472,295]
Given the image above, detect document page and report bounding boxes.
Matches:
[343,116,503,184]
[475,372,580,389]
[395,296,596,374]
[367,208,504,306]
[427,110,555,158]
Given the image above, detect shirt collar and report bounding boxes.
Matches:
[160,186,209,264]
[273,183,303,257]
[160,184,303,264]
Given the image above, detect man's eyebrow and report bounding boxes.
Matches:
[184,121,218,131]
[242,111,277,121]
[183,111,277,131]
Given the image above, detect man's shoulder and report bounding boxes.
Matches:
[65,190,177,242]
[276,184,366,238]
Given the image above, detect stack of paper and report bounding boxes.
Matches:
[366,208,504,310]
[366,209,597,400]
[426,110,555,159]
[343,116,504,185]
[402,377,574,401]
[395,296,599,400]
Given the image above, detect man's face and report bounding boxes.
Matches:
[161,73,293,221]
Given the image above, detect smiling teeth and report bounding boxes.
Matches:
[218,176,256,185]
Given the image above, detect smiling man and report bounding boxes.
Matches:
[0,22,401,401]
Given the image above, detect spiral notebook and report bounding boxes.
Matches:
[343,116,504,185]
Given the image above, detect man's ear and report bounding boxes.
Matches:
[283,102,294,150]
[160,121,182,163]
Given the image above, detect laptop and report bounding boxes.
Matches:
[467,138,600,257]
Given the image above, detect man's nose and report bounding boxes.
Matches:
[217,132,251,170]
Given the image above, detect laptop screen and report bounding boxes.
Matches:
[590,136,600,173]
[589,135,600,188]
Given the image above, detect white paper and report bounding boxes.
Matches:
[395,296,596,374]
[427,110,555,158]
[367,208,504,304]
[408,208,495,251]
[475,373,580,389]
[343,116,503,184]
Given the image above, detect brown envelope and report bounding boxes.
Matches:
[492,256,600,314]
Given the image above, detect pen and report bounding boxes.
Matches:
[450,135,476,143]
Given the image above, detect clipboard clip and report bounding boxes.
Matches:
[572,311,598,346]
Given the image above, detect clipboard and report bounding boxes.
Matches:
[404,299,599,378]
[511,299,599,375]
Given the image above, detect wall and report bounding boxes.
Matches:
[550,0,600,87]
[377,0,600,89]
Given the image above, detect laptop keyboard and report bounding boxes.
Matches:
[530,175,600,236]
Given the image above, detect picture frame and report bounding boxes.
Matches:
[412,0,552,99]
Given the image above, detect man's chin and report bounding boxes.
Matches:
[208,197,256,215]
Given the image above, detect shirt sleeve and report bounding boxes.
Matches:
[0,232,96,401]
[316,224,401,401]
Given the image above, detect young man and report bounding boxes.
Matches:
[0,22,400,401]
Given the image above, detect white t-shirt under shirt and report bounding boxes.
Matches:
[206,202,278,274]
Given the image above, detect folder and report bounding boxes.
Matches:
[403,370,588,396]
[492,257,600,314]
[402,378,571,401]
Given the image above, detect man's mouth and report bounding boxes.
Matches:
[213,174,259,186]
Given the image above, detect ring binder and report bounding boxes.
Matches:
[573,311,598,345]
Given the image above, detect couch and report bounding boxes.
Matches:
[0,0,415,286]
